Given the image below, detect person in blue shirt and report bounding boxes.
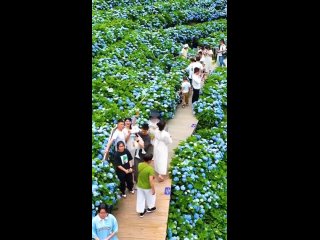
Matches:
[92,203,118,240]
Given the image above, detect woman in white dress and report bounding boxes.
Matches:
[153,120,172,182]
[204,46,214,73]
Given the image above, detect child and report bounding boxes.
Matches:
[181,76,191,108]
[136,153,156,217]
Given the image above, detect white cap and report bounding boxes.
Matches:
[183,44,189,48]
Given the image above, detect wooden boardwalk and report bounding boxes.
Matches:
[112,96,198,240]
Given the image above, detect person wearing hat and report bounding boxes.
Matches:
[181,44,189,58]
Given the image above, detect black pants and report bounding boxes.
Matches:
[133,157,144,183]
[192,88,200,103]
[117,172,134,194]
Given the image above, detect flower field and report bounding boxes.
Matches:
[167,68,227,239]
[92,1,227,238]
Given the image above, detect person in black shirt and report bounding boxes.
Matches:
[133,123,154,183]
[114,141,134,198]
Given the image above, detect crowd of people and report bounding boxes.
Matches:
[103,113,171,210]
[93,115,172,237]
[92,40,226,238]
[180,39,227,109]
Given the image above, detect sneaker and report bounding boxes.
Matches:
[122,194,127,198]
[139,209,147,217]
[147,207,156,213]
[130,190,135,194]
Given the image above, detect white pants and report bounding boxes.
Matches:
[136,187,156,213]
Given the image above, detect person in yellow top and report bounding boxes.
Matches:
[136,153,157,217]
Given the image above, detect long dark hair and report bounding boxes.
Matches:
[124,117,132,129]
[157,119,166,131]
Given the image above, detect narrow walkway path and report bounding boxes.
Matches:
[112,58,227,239]
[112,97,198,239]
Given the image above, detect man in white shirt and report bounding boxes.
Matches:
[192,67,203,104]
[185,58,196,85]
[193,56,204,73]
[104,119,126,155]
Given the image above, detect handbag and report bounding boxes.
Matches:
[222,48,227,58]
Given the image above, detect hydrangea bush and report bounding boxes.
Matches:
[168,128,227,239]
[193,67,227,129]
[92,158,121,216]
[92,1,228,225]
[167,58,227,240]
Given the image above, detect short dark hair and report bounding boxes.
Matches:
[98,203,108,213]
[157,119,166,131]
[143,153,153,161]
[196,56,201,61]
[117,119,124,123]
[141,123,149,130]
[116,141,125,149]
[183,76,188,81]
[194,67,200,73]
